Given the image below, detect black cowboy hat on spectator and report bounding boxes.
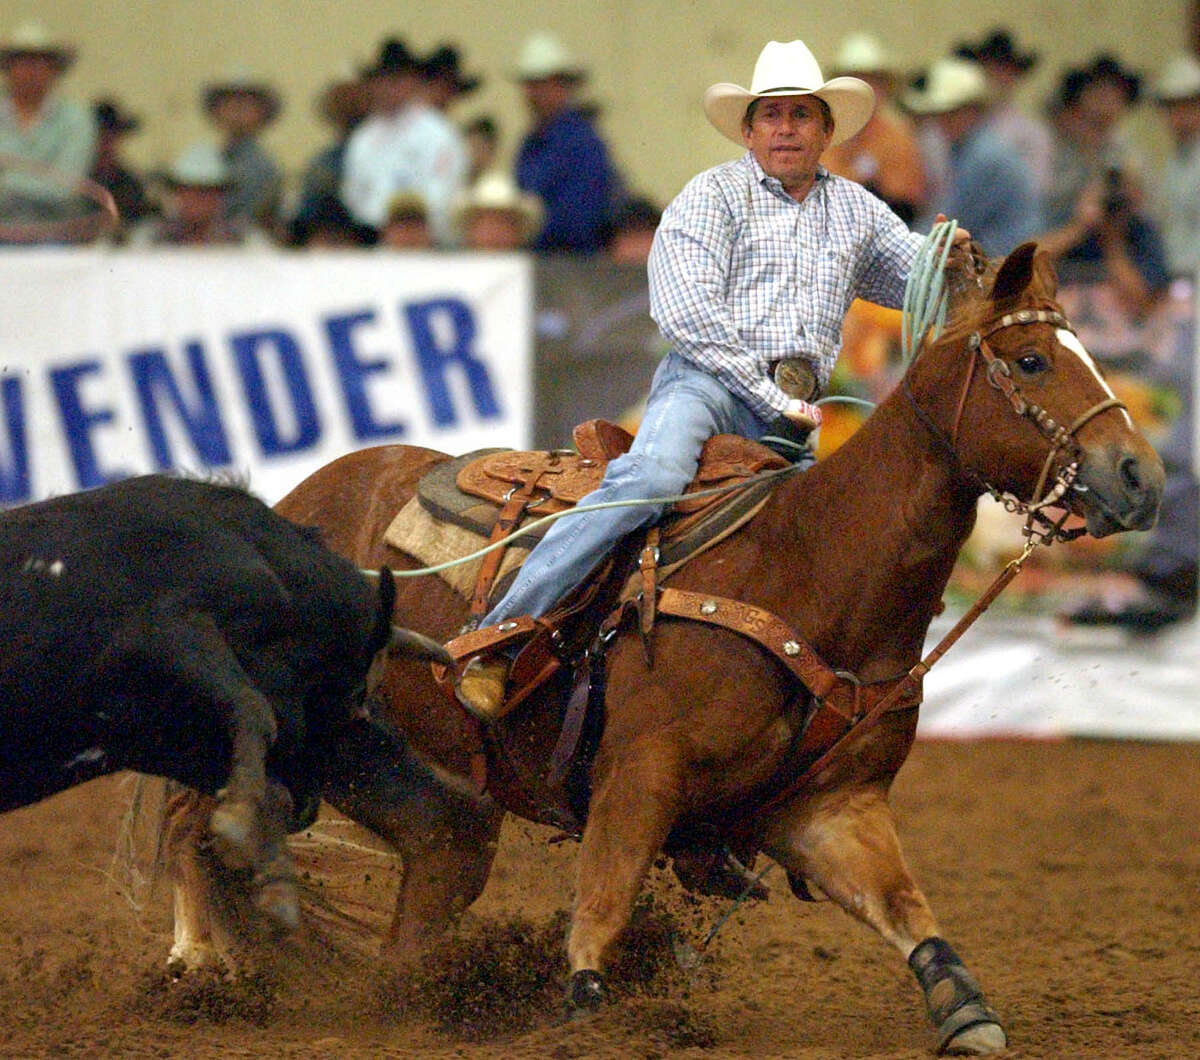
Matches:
[1084,53,1142,104]
[422,45,482,96]
[953,29,1037,73]
[201,70,282,123]
[362,37,417,79]
[94,98,140,134]
[0,21,75,70]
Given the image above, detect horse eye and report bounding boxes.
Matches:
[1015,352,1048,375]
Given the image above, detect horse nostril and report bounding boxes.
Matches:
[1118,455,1143,494]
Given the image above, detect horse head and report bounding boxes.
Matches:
[907,241,1164,538]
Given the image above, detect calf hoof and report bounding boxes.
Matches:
[938,1005,1008,1055]
[563,969,606,1019]
[209,798,261,871]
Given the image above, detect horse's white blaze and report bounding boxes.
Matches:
[1055,328,1134,428]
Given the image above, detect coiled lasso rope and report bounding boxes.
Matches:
[901,219,959,364]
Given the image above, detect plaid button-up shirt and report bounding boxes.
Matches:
[648,151,924,420]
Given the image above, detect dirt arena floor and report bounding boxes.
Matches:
[3,738,1199,1059]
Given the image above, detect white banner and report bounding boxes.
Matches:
[0,249,531,504]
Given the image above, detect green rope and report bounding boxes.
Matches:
[901,219,959,364]
[387,459,807,578]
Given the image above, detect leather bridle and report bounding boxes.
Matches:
[906,305,1127,544]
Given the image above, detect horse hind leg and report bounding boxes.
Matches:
[763,786,1007,1056]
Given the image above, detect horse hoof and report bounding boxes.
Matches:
[563,969,606,1018]
[209,799,260,871]
[938,1005,1008,1055]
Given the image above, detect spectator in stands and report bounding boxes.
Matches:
[288,192,375,248]
[953,28,1053,197]
[602,195,661,265]
[201,70,283,231]
[1038,59,1168,318]
[89,98,151,237]
[128,143,267,247]
[463,114,499,185]
[904,56,1039,256]
[512,31,618,253]
[822,32,926,223]
[1151,53,1200,277]
[291,67,370,243]
[420,44,481,113]
[341,36,469,247]
[454,170,541,250]
[378,192,433,249]
[0,21,96,227]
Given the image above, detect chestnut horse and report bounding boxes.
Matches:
[166,243,1162,1054]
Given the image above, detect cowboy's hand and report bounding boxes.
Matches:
[783,398,822,430]
[935,212,972,245]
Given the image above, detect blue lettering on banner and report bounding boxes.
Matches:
[323,309,407,440]
[0,375,30,504]
[128,342,232,469]
[51,361,129,490]
[403,298,500,427]
[230,328,320,456]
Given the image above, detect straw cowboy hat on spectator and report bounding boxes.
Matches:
[832,32,898,82]
[1153,53,1200,103]
[201,69,282,123]
[0,21,75,70]
[163,143,233,189]
[453,170,543,239]
[703,40,875,149]
[902,57,989,115]
[513,31,586,83]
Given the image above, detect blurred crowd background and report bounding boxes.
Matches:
[0,3,1195,631]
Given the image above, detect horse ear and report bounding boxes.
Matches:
[1032,246,1059,299]
[989,242,1038,305]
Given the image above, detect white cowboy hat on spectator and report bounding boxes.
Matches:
[453,170,543,239]
[1152,53,1200,103]
[513,31,586,82]
[833,32,897,78]
[903,57,989,115]
[0,21,75,70]
[703,40,875,149]
[164,143,233,189]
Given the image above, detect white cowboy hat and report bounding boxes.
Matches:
[903,57,989,115]
[0,21,75,69]
[1153,53,1200,103]
[833,32,897,77]
[703,40,875,149]
[512,31,586,82]
[164,143,232,189]
[453,171,543,239]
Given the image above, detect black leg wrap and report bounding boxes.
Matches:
[564,969,606,1016]
[909,937,1006,1054]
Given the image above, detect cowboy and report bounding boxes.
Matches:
[201,69,283,229]
[0,21,96,226]
[341,36,468,247]
[953,28,1052,197]
[89,98,151,234]
[456,39,970,718]
[822,32,927,223]
[511,31,618,253]
[1150,52,1200,278]
[420,44,482,113]
[904,56,1040,256]
[453,170,542,250]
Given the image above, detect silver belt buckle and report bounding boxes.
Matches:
[772,358,818,401]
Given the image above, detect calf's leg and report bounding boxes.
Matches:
[763,785,1007,1056]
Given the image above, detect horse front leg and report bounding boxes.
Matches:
[763,785,1007,1056]
[566,747,682,1014]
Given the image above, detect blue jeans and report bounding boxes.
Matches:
[482,353,776,624]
